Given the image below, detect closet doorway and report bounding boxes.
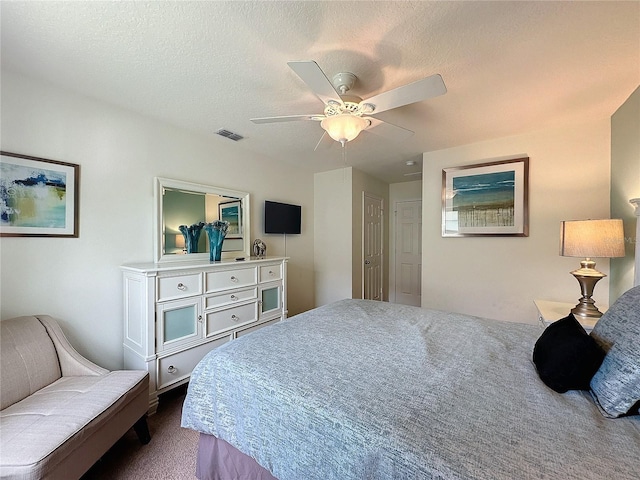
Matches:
[394,200,422,306]
[363,192,383,301]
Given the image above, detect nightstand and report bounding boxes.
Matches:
[533,299,607,334]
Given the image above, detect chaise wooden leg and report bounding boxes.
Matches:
[133,415,151,445]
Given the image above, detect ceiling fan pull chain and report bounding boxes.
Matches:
[342,142,347,167]
[342,144,349,184]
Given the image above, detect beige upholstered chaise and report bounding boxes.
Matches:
[0,315,150,480]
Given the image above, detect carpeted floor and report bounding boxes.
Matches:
[82,385,198,479]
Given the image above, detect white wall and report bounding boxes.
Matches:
[314,167,390,304]
[610,86,640,300]
[422,119,612,324]
[314,167,353,305]
[389,180,422,303]
[0,71,315,369]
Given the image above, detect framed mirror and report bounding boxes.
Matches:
[154,177,251,263]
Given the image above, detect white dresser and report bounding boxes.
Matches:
[121,256,288,412]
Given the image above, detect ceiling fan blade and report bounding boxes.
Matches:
[287,61,343,106]
[251,114,323,124]
[363,74,446,115]
[365,117,414,142]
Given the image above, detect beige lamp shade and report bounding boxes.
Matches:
[559,219,625,258]
[175,234,186,249]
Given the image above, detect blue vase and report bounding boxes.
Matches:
[204,221,229,262]
[178,222,205,254]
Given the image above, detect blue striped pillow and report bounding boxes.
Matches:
[589,285,640,418]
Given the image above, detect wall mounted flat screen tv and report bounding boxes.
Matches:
[264,201,301,234]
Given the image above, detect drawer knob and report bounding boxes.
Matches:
[231,294,238,300]
[268,270,275,276]
[231,314,239,321]
[167,365,177,374]
[198,315,203,323]
[230,276,238,282]
[177,283,186,291]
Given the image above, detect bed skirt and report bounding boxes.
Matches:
[197,434,277,480]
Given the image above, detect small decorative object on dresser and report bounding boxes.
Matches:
[253,238,267,257]
[179,222,205,254]
[121,256,288,413]
[204,220,229,262]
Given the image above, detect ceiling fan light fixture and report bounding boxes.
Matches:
[320,114,370,145]
[254,61,447,150]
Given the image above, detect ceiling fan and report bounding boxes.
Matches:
[251,61,447,149]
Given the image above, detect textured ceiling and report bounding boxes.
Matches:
[1,1,639,183]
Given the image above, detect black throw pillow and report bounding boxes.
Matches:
[533,313,605,393]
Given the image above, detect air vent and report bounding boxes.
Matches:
[215,129,244,141]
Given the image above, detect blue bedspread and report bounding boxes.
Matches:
[181,299,640,480]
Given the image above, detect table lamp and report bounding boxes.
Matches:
[559,219,625,318]
[175,234,187,253]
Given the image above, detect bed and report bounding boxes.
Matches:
[181,287,640,480]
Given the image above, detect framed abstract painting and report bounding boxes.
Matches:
[0,151,80,237]
[442,157,529,237]
[218,200,242,239]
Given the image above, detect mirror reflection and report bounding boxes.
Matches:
[163,189,243,254]
[155,178,250,263]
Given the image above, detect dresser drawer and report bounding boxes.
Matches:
[157,273,202,301]
[204,288,257,310]
[157,337,229,390]
[205,302,257,337]
[259,264,282,283]
[206,267,257,292]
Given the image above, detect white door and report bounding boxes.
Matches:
[363,193,383,301]
[395,200,422,306]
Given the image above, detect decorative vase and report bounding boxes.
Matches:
[204,220,229,262]
[178,222,205,254]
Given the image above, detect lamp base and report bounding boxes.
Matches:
[570,268,605,319]
[571,299,603,319]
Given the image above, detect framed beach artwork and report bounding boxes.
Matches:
[442,157,529,237]
[0,151,80,237]
[218,200,242,238]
